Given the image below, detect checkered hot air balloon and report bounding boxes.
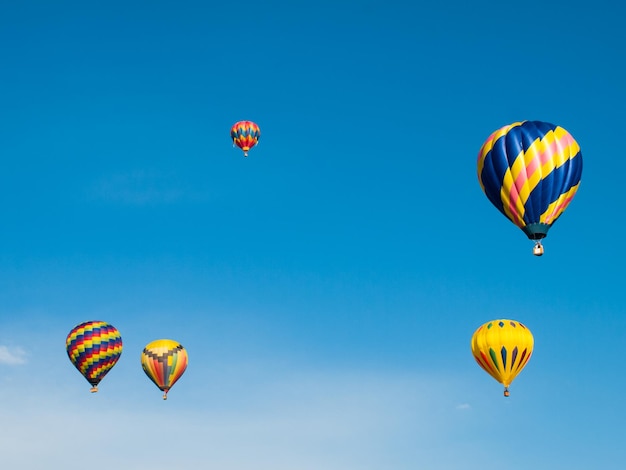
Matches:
[477,121,583,256]
[471,319,534,397]
[230,120,260,157]
[141,339,188,400]
[66,321,123,393]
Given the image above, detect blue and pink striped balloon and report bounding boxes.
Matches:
[477,121,582,253]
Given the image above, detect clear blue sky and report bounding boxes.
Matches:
[1,1,624,468]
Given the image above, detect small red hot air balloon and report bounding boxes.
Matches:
[230,121,260,157]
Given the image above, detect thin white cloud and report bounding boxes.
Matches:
[456,403,471,410]
[0,346,27,365]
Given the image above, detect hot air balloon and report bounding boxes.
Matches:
[471,319,533,397]
[477,121,582,256]
[66,320,123,393]
[231,120,260,157]
[141,339,188,400]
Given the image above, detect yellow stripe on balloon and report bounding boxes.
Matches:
[516,139,543,203]
[499,164,526,228]
[507,147,534,213]
[540,182,581,225]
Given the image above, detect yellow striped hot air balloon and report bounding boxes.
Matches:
[141,339,188,400]
[66,321,123,393]
[477,121,582,256]
[471,319,533,397]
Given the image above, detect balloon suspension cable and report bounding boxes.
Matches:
[533,241,544,257]
[503,387,510,398]
[90,386,98,393]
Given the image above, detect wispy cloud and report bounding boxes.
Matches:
[0,346,27,365]
[456,403,471,410]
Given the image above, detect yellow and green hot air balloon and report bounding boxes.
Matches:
[471,319,533,397]
[141,339,188,400]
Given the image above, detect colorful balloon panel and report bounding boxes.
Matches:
[66,321,123,392]
[471,319,533,396]
[231,120,260,156]
[477,121,582,240]
[141,339,188,399]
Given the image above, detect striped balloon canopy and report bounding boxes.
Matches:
[141,339,188,400]
[470,319,533,397]
[66,321,123,393]
[477,121,582,255]
[230,120,260,157]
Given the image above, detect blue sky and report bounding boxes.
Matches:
[1,1,624,468]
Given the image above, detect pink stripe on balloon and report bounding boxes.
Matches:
[523,155,540,180]
[537,132,573,166]
[537,139,559,166]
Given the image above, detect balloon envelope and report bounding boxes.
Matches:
[141,339,188,399]
[477,121,582,240]
[230,120,260,156]
[471,319,533,396]
[66,320,123,392]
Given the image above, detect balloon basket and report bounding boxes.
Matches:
[90,386,98,393]
[503,388,510,397]
[533,242,544,257]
